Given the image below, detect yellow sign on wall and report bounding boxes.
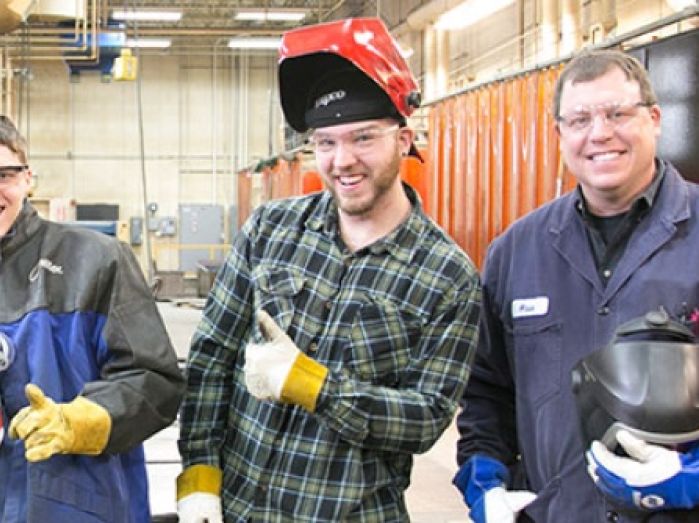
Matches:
[112,48,138,81]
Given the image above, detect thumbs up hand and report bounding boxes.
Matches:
[244,310,328,412]
[9,384,112,462]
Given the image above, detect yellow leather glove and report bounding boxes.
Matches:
[9,384,112,462]
[176,464,223,523]
[244,309,328,412]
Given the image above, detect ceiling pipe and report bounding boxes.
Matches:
[405,0,465,30]
[1,49,14,116]
[318,0,347,21]
[423,25,437,99]
[7,26,286,38]
[7,0,99,61]
[0,0,36,34]
[435,28,449,98]
[4,15,88,48]
[560,0,581,56]
[124,27,286,37]
[540,0,559,61]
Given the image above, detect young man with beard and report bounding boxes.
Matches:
[453,50,699,522]
[176,17,481,523]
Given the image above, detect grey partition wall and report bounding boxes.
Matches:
[629,28,699,183]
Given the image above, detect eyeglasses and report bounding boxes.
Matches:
[556,101,653,133]
[0,165,28,185]
[308,125,400,154]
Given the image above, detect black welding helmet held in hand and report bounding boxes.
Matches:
[571,308,699,450]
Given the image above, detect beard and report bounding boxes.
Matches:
[325,148,402,217]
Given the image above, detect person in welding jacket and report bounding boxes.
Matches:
[176,17,481,523]
[0,115,184,522]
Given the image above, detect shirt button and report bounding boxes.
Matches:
[597,306,610,315]
[602,269,611,278]
[606,510,619,522]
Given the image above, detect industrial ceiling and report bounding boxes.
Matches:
[1,0,430,58]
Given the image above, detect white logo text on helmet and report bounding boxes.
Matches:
[315,90,346,108]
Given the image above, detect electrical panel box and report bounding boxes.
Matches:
[158,217,177,237]
[129,217,143,246]
[147,202,160,232]
[178,204,224,272]
[147,216,160,232]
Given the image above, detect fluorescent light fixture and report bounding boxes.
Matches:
[112,9,182,22]
[228,37,281,50]
[126,38,172,48]
[666,0,696,11]
[435,0,515,30]
[266,11,306,22]
[234,9,306,22]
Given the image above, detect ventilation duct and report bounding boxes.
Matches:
[0,0,35,33]
[28,0,85,20]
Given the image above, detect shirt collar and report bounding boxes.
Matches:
[575,159,665,217]
[305,182,425,263]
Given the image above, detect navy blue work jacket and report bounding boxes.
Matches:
[457,161,699,522]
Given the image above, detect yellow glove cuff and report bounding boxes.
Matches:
[281,352,328,412]
[176,464,223,500]
[62,396,112,455]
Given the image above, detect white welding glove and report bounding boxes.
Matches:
[177,493,223,523]
[454,454,536,523]
[587,429,699,511]
[474,486,537,523]
[244,310,328,412]
[176,464,223,523]
[244,311,300,402]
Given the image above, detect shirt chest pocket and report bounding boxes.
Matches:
[509,318,562,407]
[346,295,426,385]
[252,267,305,342]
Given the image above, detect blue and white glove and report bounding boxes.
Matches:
[587,429,699,511]
[454,454,536,523]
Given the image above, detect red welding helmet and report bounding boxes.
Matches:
[278,17,421,133]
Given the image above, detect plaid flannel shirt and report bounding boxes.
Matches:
[179,184,481,522]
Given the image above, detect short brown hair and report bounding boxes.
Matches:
[553,49,658,118]
[0,115,28,164]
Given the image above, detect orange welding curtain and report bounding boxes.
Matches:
[426,65,577,268]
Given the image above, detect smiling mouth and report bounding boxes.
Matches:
[337,174,363,187]
[587,151,626,162]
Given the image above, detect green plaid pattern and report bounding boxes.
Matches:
[179,185,481,522]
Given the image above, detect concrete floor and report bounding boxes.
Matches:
[146,301,469,522]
